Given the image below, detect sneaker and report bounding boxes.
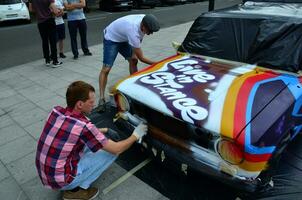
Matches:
[96,98,106,113]
[63,187,99,200]
[73,55,79,60]
[52,61,63,68]
[60,53,66,58]
[45,60,51,67]
[84,52,92,56]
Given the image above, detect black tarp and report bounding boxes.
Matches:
[179,2,302,72]
[90,107,302,199]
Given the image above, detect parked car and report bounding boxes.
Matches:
[132,0,158,9]
[0,0,30,23]
[111,0,302,192]
[99,0,132,11]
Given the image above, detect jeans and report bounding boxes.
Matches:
[68,19,90,56]
[61,147,117,190]
[37,18,58,62]
[103,38,132,67]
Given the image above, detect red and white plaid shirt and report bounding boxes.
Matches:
[35,106,108,189]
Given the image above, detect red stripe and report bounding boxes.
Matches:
[244,152,272,162]
[233,72,278,146]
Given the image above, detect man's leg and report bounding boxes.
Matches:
[48,18,58,63]
[61,149,117,199]
[119,42,137,74]
[37,21,50,63]
[99,66,111,102]
[68,20,79,58]
[78,19,90,54]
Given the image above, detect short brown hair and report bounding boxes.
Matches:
[66,81,95,108]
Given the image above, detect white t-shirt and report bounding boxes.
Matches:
[55,0,64,25]
[104,14,145,48]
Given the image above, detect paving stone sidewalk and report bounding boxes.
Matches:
[0,22,193,200]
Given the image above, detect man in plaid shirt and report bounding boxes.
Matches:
[36,81,147,200]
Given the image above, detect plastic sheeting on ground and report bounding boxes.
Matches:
[179,2,302,72]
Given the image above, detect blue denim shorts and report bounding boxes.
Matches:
[103,38,133,67]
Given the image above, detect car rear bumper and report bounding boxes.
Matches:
[114,112,260,192]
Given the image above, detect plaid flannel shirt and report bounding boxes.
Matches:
[35,106,108,189]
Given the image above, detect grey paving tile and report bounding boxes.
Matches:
[34,95,66,113]
[3,100,37,116]
[37,77,71,92]
[100,175,165,200]
[0,70,20,81]
[17,85,54,103]
[0,88,17,99]
[0,115,14,129]
[0,177,29,200]
[21,177,61,200]
[6,152,37,185]
[0,162,10,182]
[0,124,28,146]
[93,163,128,190]
[0,135,36,164]
[24,120,45,140]
[0,94,27,110]
[4,75,35,91]
[10,108,48,128]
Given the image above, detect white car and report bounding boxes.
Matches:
[0,0,30,23]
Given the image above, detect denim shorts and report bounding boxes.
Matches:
[103,38,133,67]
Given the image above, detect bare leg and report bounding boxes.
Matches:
[58,40,64,53]
[99,66,111,101]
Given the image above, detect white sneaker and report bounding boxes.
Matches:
[52,61,62,68]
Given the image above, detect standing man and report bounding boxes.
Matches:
[63,0,92,60]
[98,14,160,112]
[29,0,63,67]
[36,81,147,200]
[55,0,67,58]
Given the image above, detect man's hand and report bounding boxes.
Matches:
[132,123,148,141]
[99,128,108,133]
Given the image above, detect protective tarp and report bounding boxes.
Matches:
[90,109,302,199]
[179,2,302,72]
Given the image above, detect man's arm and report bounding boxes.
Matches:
[102,135,137,155]
[102,123,147,155]
[64,0,85,10]
[133,48,156,65]
[49,2,63,16]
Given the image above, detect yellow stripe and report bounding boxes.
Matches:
[220,71,263,138]
[239,160,268,172]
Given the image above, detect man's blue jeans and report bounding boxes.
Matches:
[61,148,117,190]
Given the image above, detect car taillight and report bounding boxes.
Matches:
[115,93,130,112]
[216,139,244,165]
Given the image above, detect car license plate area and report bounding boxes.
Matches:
[6,14,18,18]
[121,2,128,6]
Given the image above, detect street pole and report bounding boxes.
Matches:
[208,0,215,11]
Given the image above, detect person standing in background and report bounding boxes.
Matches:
[63,0,92,60]
[55,0,67,58]
[29,0,63,67]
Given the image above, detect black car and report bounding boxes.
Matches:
[99,0,132,11]
[132,0,158,9]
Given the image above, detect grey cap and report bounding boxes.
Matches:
[142,14,160,33]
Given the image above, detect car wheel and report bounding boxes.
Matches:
[133,0,140,9]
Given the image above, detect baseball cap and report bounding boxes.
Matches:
[142,14,160,33]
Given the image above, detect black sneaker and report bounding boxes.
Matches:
[59,53,66,58]
[84,52,92,56]
[73,55,78,60]
[52,61,62,68]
